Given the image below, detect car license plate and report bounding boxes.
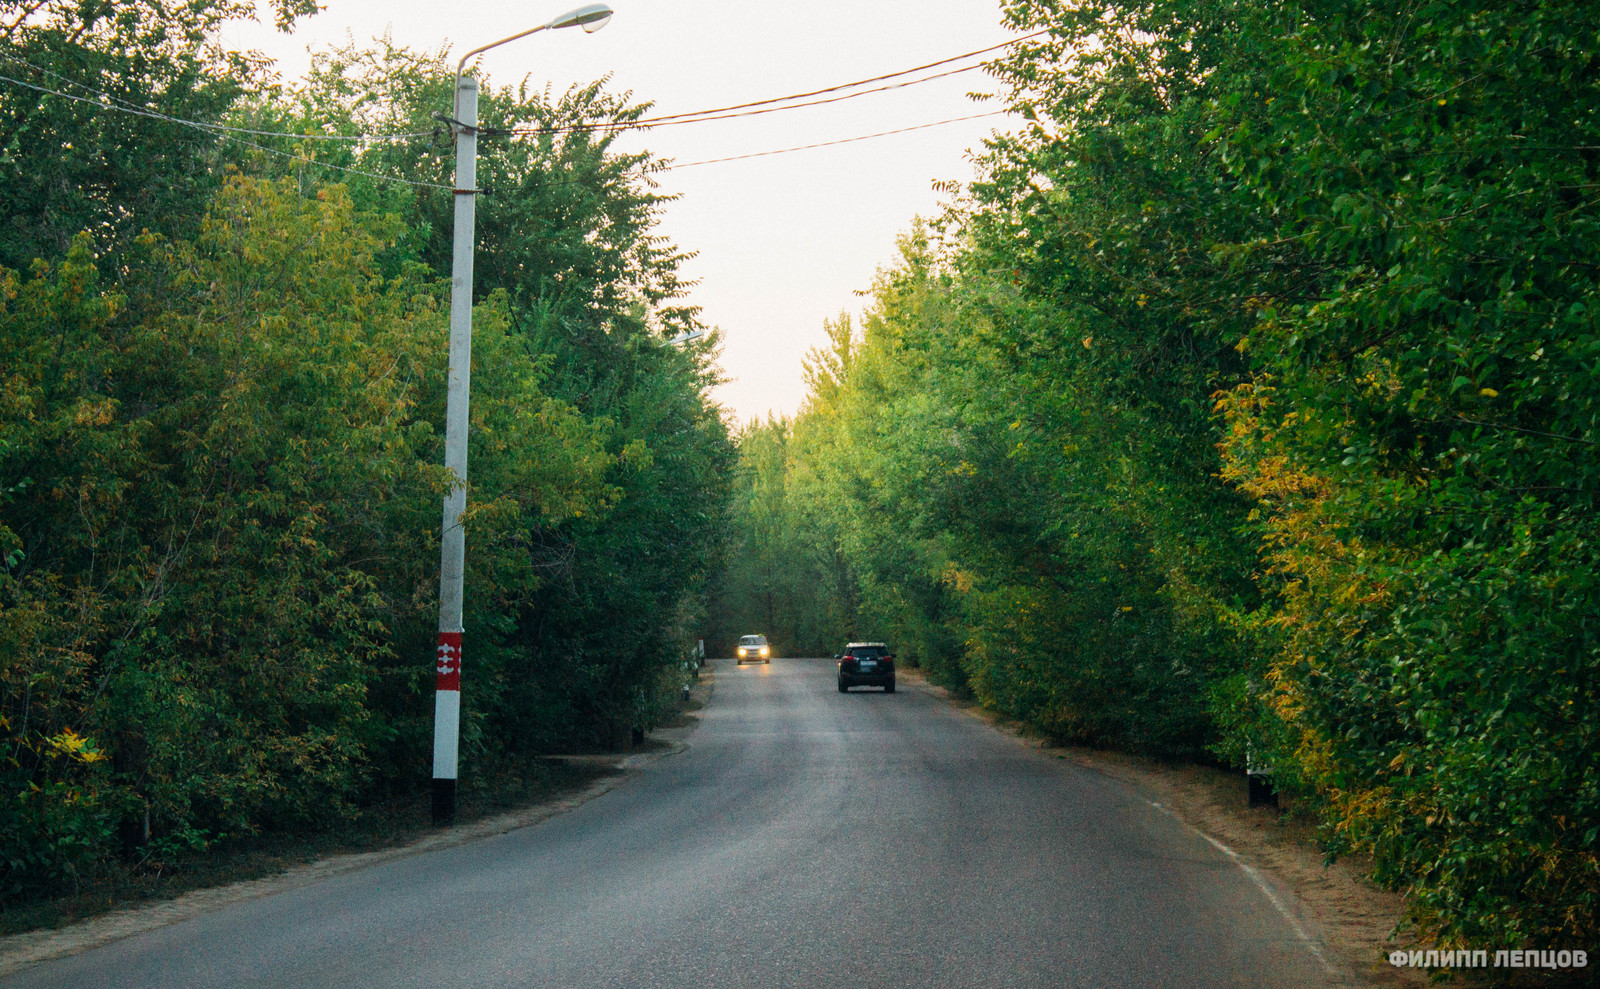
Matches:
[858,660,876,672]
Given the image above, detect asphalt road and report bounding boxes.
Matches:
[8,657,1352,988]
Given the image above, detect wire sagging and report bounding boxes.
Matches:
[510,30,1042,138]
[664,111,1008,169]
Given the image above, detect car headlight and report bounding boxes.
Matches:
[760,646,770,656]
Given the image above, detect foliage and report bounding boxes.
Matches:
[1196,0,1600,947]
[224,43,734,750]
[2,176,599,893]
[710,0,1600,953]
[1,20,732,901]
[705,415,855,657]
[0,0,316,270]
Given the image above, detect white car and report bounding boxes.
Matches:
[735,635,771,664]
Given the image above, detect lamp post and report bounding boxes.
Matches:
[432,1,614,828]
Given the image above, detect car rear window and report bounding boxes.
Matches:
[849,646,885,658]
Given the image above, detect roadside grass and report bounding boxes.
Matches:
[0,757,614,939]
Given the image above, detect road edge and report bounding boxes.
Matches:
[0,673,712,979]
[894,665,1431,989]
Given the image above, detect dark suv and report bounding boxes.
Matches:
[836,642,895,693]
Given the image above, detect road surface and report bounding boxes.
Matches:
[6,657,1351,988]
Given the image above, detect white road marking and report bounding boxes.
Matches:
[1146,799,1343,979]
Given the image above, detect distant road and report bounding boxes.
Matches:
[7,657,1351,988]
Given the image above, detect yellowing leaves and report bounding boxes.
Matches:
[941,562,975,594]
[47,729,108,763]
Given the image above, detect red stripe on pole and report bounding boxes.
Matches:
[436,632,462,691]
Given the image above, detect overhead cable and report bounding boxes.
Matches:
[665,111,1008,169]
[2,29,1041,145]
[511,31,1043,138]
[516,63,988,137]
[589,29,1041,127]
[0,56,453,190]
[0,59,434,143]
[0,33,1033,187]
[220,134,454,190]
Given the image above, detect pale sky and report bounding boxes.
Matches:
[222,0,1020,425]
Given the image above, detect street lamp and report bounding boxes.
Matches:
[452,3,614,116]
[432,1,614,828]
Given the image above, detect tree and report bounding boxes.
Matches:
[0,0,316,270]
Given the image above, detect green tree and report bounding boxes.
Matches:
[228,41,735,752]
[0,0,316,270]
[3,7,735,905]
[1,175,617,894]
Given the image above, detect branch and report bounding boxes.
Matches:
[1448,415,1598,447]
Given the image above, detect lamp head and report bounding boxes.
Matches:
[548,3,613,31]
[664,328,706,346]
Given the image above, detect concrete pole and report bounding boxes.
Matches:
[433,74,478,827]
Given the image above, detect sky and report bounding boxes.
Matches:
[221,0,1022,426]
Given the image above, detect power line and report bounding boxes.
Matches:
[518,63,988,138]
[0,58,601,192]
[220,134,455,190]
[2,29,1039,148]
[0,49,160,114]
[0,34,1029,186]
[0,57,434,143]
[591,30,1040,127]
[0,58,455,190]
[665,111,1008,169]
[507,30,1042,138]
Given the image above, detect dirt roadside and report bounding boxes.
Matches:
[894,665,1435,989]
[0,668,714,979]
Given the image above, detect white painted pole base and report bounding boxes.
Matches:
[432,687,460,825]
[433,687,461,778]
